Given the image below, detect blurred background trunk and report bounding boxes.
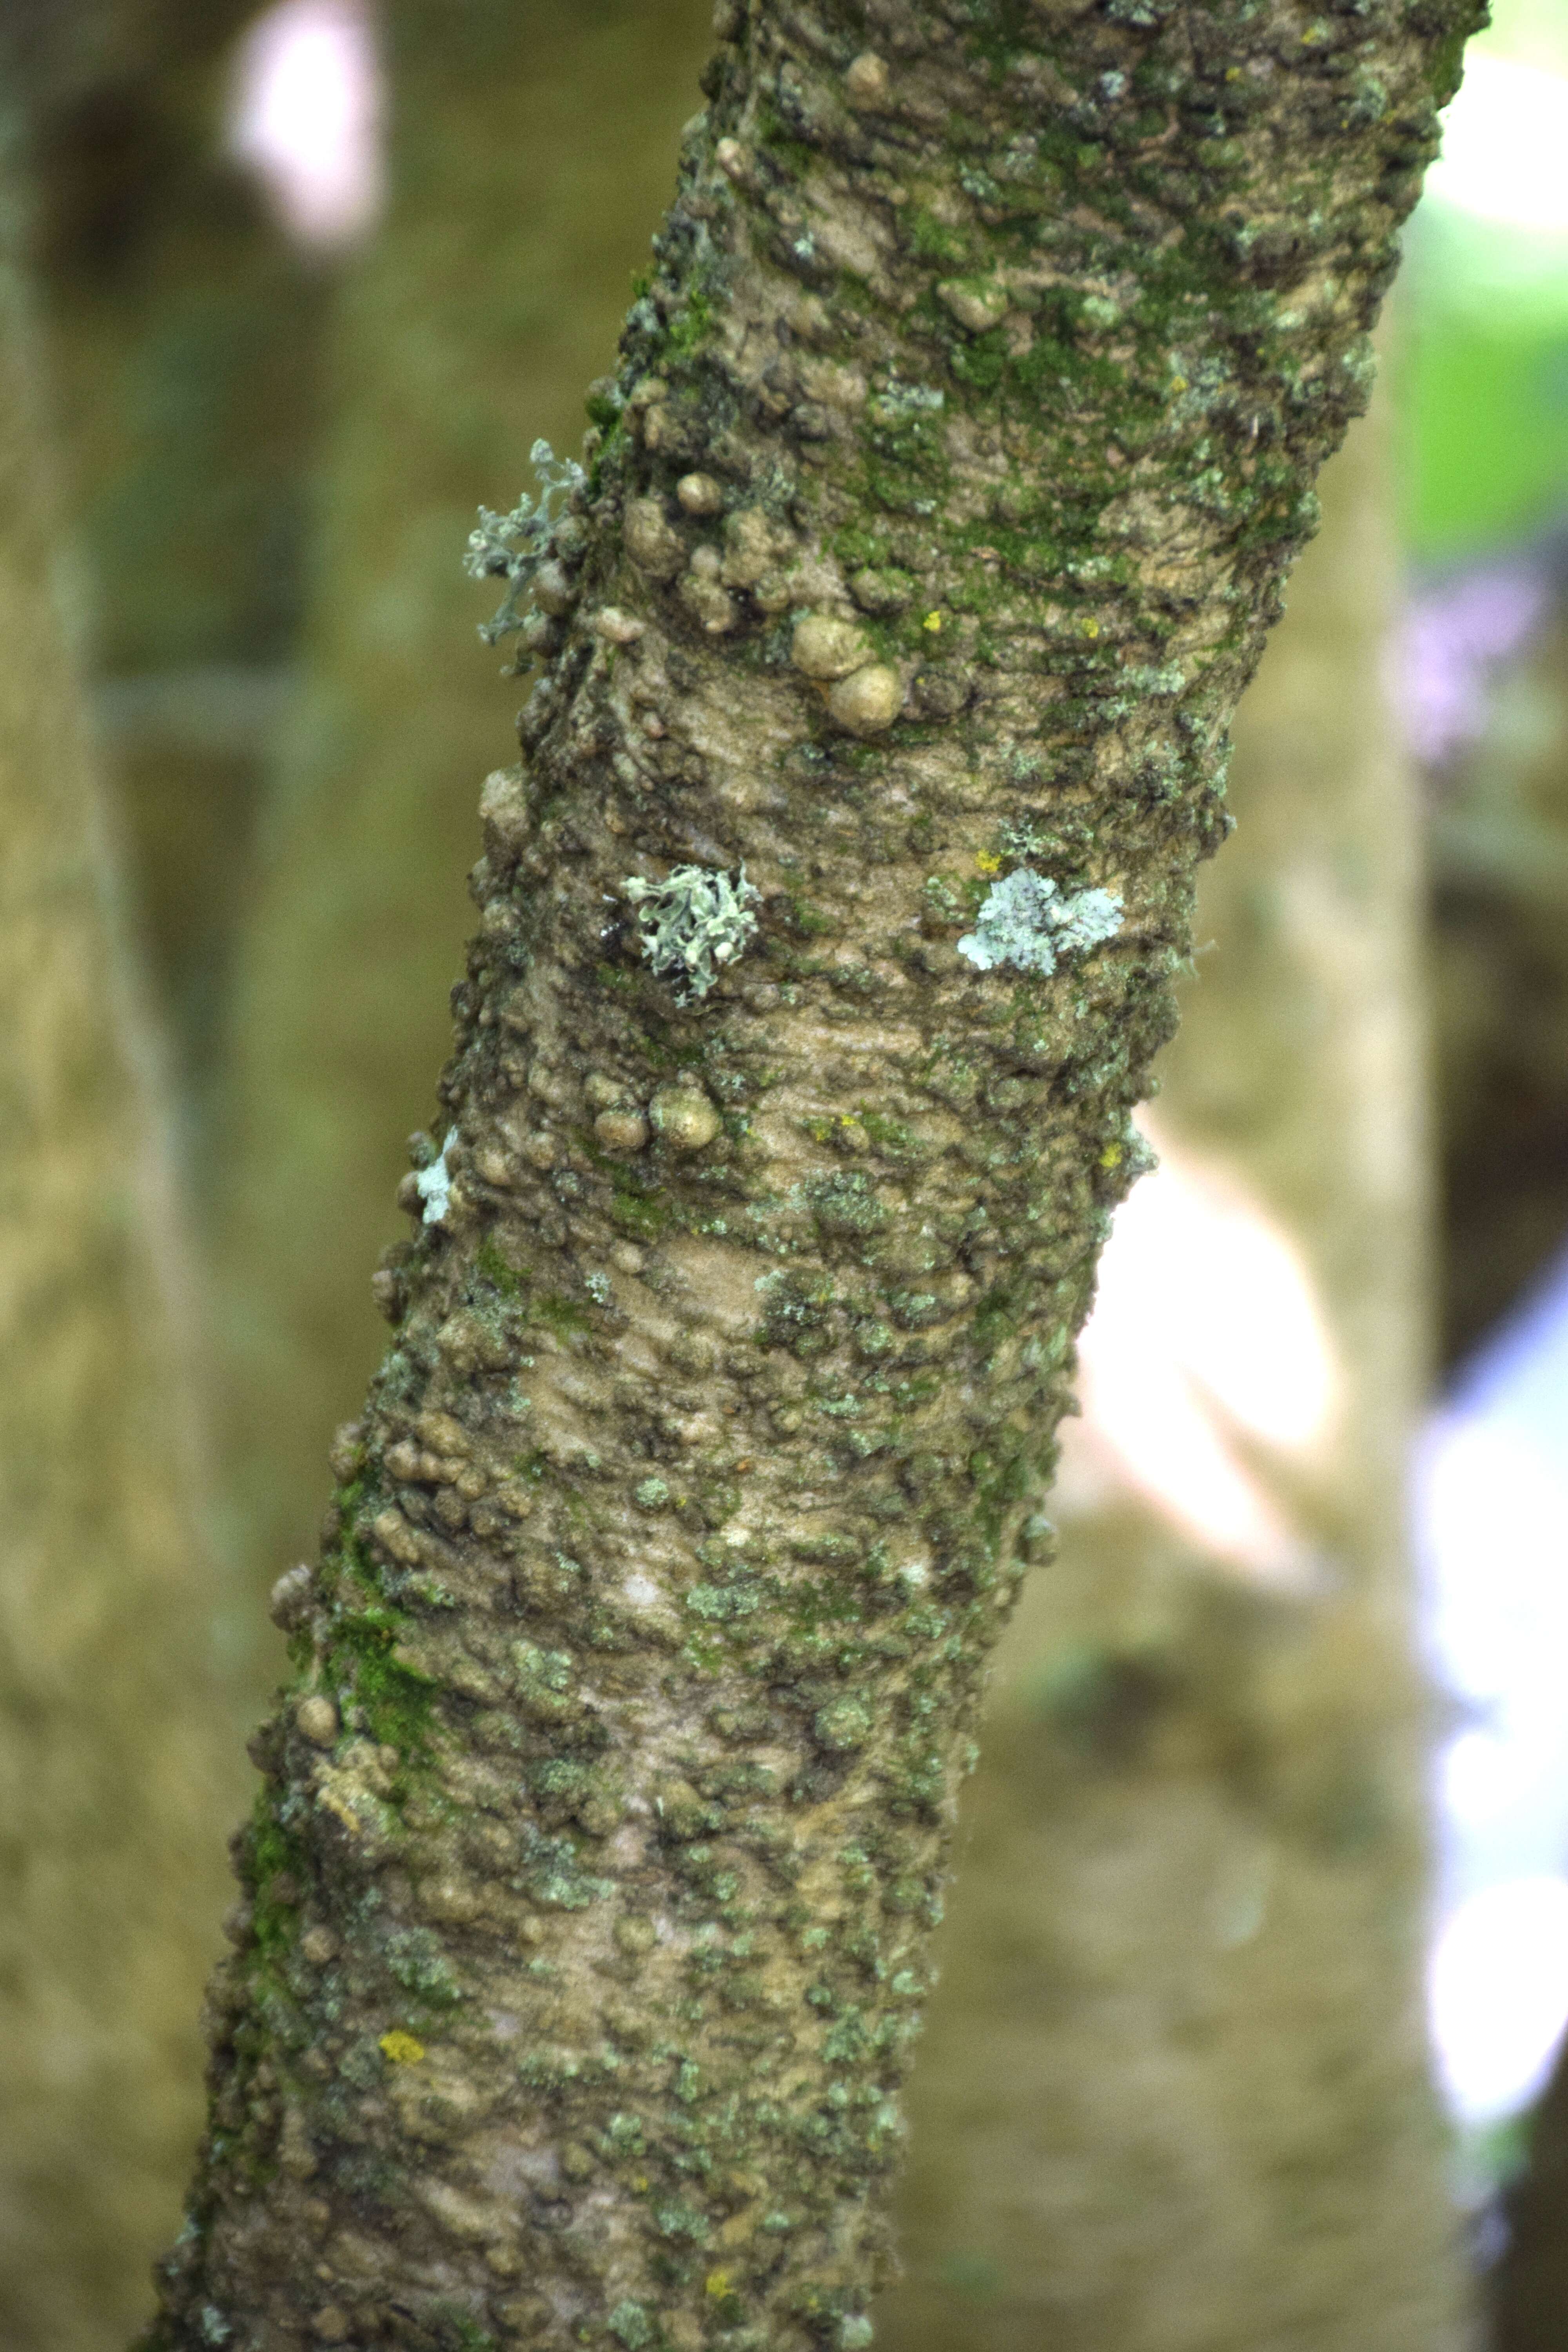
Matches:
[0,134,238,2352]
[1493,2027,1568,2347]
[875,368,1468,2352]
[1437,570,1568,2349]
[22,0,327,1162]
[1429,576,1568,1367]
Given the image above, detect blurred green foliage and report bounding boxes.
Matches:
[1406,296,1568,561]
[1403,0,1568,559]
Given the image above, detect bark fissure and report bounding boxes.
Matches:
[149,2,1475,2346]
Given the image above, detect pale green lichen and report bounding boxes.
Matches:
[464,439,584,646]
[957,868,1122,978]
[414,1128,458,1226]
[622,866,760,1003]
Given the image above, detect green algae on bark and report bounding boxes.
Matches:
[150,1,1479,2345]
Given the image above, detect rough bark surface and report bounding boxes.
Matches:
[211,0,714,1639]
[875,373,1466,2352]
[0,154,236,2352]
[149,4,1476,2346]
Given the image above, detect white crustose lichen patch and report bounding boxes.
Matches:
[957,866,1123,978]
[414,1129,458,1227]
[622,865,760,1004]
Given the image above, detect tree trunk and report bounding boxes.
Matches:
[1492,2027,1568,2350]
[1429,587,1568,1365]
[147,5,1477,2345]
[875,360,1467,2352]
[0,141,237,2352]
[1446,592,1568,2352]
[210,0,717,1642]
[22,0,328,1140]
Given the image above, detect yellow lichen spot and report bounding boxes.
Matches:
[1171,375,1188,393]
[379,2029,425,2065]
[317,1787,364,1836]
[976,851,1003,876]
[705,2270,732,2300]
[633,2172,650,2192]
[922,610,942,633]
[1079,618,1100,640]
[1099,1144,1123,1169]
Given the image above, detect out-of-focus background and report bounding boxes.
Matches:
[4,1,1568,2345]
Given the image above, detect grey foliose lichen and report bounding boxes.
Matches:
[414,1128,457,1227]
[464,438,585,647]
[622,864,760,1003]
[957,867,1123,978]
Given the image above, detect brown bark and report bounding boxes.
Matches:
[211,0,716,1641]
[0,140,238,2352]
[876,359,1466,2352]
[146,4,1477,2346]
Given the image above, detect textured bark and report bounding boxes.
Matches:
[211,0,716,1636]
[150,4,1475,2346]
[875,365,1466,2351]
[0,154,236,2352]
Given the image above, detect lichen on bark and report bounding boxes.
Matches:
[148,2,1479,2346]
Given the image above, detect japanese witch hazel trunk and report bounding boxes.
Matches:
[149,2,1476,2346]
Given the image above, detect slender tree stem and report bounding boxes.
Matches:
[149,2,1477,2344]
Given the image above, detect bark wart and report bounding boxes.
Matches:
[150,3,1476,2347]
